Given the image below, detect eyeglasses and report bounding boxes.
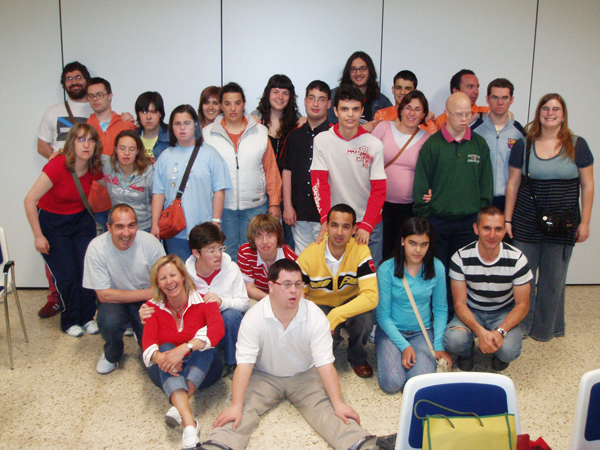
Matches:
[350,66,368,74]
[447,110,473,120]
[76,136,96,144]
[306,95,328,104]
[86,92,108,101]
[116,146,137,154]
[541,106,563,113]
[490,95,511,102]
[274,281,304,290]
[65,75,83,82]
[201,246,226,256]
[403,106,423,114]
[142,109,159,115]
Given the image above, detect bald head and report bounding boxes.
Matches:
[445,92,472,136]
[446,92,471,111]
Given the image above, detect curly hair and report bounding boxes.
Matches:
[339,51,381,104]
[257,74,299,140]
[63,123,103,174]
[111,130,151,175]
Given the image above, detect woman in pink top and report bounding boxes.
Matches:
[372,90,431,261]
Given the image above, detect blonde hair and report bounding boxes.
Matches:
[150,255,196,304]
[63,123,103,173]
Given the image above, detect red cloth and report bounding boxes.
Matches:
[38,154,103,214]
[237,243,297,293]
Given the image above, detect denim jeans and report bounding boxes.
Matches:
[222,203,269,262]
[443,305,522,363]
[375,326,435,394]
[513,239,573,341]
[147,343,222,399]
[220,308,244,365]
[93,209,109,233]
[96,300,144,363]
[367,221,384,269]
[164,237,191,262]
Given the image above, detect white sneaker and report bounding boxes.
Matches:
[82,320,99,335]
[165,405,182,427]
[96,352,118,374]
[124,326,134,336]
[368,325,377,343]
[65,325,84,337]
[182,420,200,449]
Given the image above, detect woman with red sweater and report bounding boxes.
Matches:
[142,255,224,450]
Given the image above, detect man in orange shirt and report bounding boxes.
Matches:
[86,77,136,229]
[374,70,436,133]
[434,69,490,130]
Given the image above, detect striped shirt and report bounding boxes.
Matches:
[449,241,532,311]
[237,244,297,293]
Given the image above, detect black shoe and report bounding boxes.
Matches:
[457,355,474,371]
[491,356,509,371]
[375,434,397,449]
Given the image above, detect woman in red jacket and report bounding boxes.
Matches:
[142,254,224,450]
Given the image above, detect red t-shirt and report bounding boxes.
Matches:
[37,154,103,215]
[237,243,297,293]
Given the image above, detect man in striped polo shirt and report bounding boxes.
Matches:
[443,206,532,371]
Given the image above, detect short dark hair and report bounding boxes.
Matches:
[87,77,112,95]
[305,80,331,100]
[247,214,284,250]
[392,217,436,280]
[268,259,302,282]
[220,82,246,103]
[339,51,381,103]
[107,204,137,226]
[393,70,418,88]
[398,90,429,126]
[476,205,504,224]
[327,203,357,226]
[334,85,365,108]
[61,61,90,88]
[135,91,167,129]
[168,104,202,146]
[450,69,475,94]
[487,78,515,97]
[188,222,226,253]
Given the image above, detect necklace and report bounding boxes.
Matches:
[169,302,186,318]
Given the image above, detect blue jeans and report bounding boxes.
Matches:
[443,305,522,363]
[222,203,268,262]
[376,326,435,394]
[93,209,109,233]
[96,300,144,363]
[221,309,244,365]
[513,240,573,341]
[147,343,222,398]
[164,237,191,261]
[367,221,383,269]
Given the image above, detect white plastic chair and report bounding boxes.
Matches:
[570,369,600,450]
[396,372,520,450]
[0,227,29,369]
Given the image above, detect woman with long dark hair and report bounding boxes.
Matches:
[375,217,451,393]
[151,105,231,261]
[505,93,594,341]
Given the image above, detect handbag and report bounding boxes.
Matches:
[400,276,448,373]
[158,143,201,240]
[71,172,104,236]
[414,399,517,450]
[524,139,575,237]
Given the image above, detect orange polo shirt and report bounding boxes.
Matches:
[434,104,490,131]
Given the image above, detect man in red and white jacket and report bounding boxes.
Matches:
[311,85,386,267]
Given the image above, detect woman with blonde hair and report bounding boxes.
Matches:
[505,93,594,341]
[24,123,104,337]
[143,254,224,450]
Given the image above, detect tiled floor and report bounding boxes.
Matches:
[1,286,599,449]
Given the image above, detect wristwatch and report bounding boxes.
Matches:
[495,327,507,337]
[186,342,194,351]
[211,217,222,224]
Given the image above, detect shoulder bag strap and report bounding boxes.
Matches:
[71,170,98,221]
[400,275,437,359]
[384,128,419,169]
[64,100,76,125]
[174,143,201,200]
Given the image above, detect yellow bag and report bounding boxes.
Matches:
[414,399,517,450]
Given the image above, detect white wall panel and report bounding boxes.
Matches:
[531,0,600,283]
[60,0,221,118]
[221,0,384,115]
[381,0,537,122]
[0,1,63,286]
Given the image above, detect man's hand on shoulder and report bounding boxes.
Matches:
[354,228,370,245]
[139,303,155,324]
[121,112,135,123]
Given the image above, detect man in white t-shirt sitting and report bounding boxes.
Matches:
[83,204,165,374]
[200,259,395,450]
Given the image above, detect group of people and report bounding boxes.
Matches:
[24,50,593,450]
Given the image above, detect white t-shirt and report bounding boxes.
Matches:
[83,231,165,292]
[236,296,334,377]
[37,99,93,152]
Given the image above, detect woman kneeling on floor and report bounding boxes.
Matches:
[142,254,225,450]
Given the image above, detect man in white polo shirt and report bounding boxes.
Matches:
[200,259,395,450]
